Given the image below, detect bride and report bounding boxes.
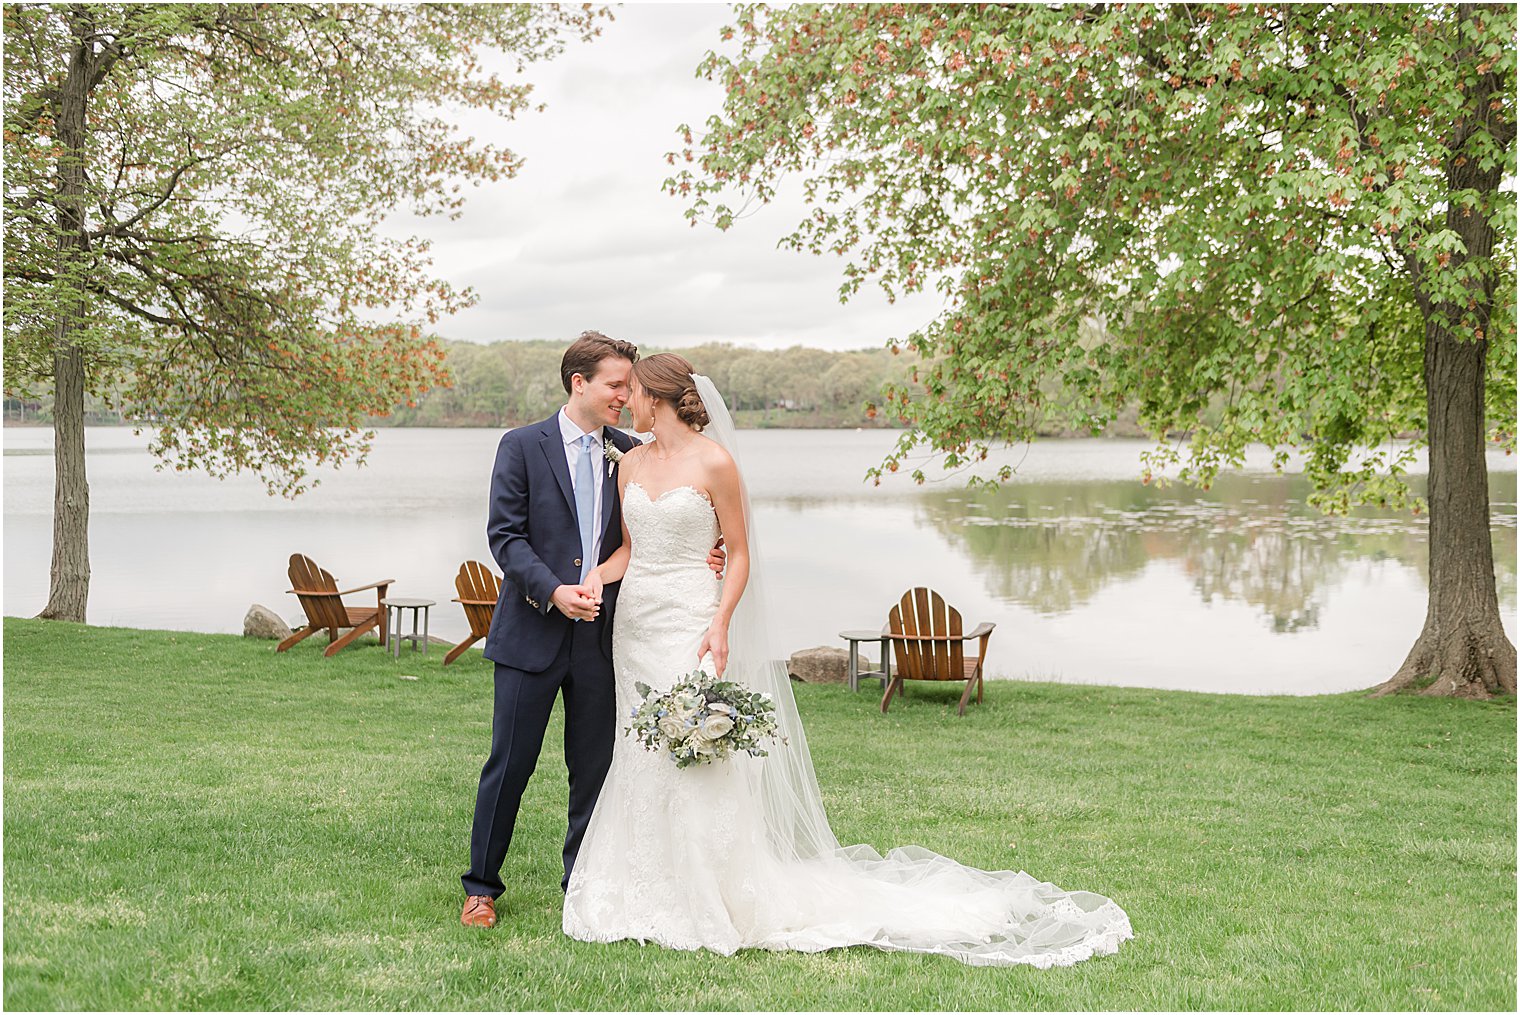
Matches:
[563,353,1132,967]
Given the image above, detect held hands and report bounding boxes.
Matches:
[582,570,605,608]
[551,583,600,622]
[707,536,727,578]
[697,619,730,678]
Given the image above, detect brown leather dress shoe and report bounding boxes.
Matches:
[461,894,497,928]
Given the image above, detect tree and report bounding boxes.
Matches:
[672,3,1517,698]
[821,352,887,410]
[3,3,607,621]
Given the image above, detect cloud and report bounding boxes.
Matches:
[379,4,940,352]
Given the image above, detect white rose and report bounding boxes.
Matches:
[692,739,718,757]
[657,715,687,740]
[697,714,734,741]
[707,702,734,716]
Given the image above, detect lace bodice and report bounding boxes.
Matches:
[622,483,720,577]
[611,483,722,699]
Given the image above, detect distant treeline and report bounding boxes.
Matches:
[4,338,1157,435]
[375,340,915,429]
[4,339,916,430]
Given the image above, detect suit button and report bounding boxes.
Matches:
[573,558,583,567]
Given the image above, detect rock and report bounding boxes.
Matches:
[787,646,849,684]
[244,604,293,641]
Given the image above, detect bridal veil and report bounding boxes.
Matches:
[689,373,1133,967]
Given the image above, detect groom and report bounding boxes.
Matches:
[460,331,640,928]
[460,331,721,929]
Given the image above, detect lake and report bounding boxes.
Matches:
[4,426,1515,695]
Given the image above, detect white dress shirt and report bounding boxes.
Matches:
[558,407,605,568]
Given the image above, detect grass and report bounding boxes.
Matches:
[2,616,1515,1011]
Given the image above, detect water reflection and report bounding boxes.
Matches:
[918,472,1518,633]
[4,427,1515,694]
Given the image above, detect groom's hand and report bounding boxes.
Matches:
[706,537,726,578]
[551,584,599,621]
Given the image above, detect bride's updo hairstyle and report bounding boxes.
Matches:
[632,353,710,431]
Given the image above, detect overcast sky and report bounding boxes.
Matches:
[385,2,943,352]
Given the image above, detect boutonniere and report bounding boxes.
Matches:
[603,438,623,478]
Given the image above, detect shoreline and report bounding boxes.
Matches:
[0,613,1401,698]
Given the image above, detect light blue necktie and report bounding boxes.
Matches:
[575,432,598,582]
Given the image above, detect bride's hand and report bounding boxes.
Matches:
[698,621,729,678]
[583,569,604,607]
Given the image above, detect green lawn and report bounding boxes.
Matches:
[3,617,1515,1011]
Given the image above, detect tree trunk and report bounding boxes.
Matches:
[40,346,90,622]
[1374,319,1517,698]
[1375,4,1516,698]
[37,19,94,623]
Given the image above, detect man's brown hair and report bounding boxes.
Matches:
[560,330,638,394]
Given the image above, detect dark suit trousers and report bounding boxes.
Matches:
[461,619,616,898]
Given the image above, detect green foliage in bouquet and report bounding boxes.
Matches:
[626,670,785,769]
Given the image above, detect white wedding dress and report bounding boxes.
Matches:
[561,471,1133,967]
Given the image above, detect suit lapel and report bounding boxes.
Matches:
[600,434,619,537]
[601,429,643,537]
[537,416,576,515]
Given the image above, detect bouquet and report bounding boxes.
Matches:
[626,670,785,768]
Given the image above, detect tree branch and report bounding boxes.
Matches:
[87,154,216,239]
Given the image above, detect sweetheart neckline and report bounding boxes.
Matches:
[625,481,712,506]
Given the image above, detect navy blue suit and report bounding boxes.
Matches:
[462,414,640,898]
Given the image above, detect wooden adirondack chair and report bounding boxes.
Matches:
[445,560,501,666]
[880,588,995,716]
[277,554,393,657]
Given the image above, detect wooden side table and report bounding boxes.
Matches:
[382,597,436,659]
[838,628,891,693]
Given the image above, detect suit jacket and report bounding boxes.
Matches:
[482,414,640,672]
